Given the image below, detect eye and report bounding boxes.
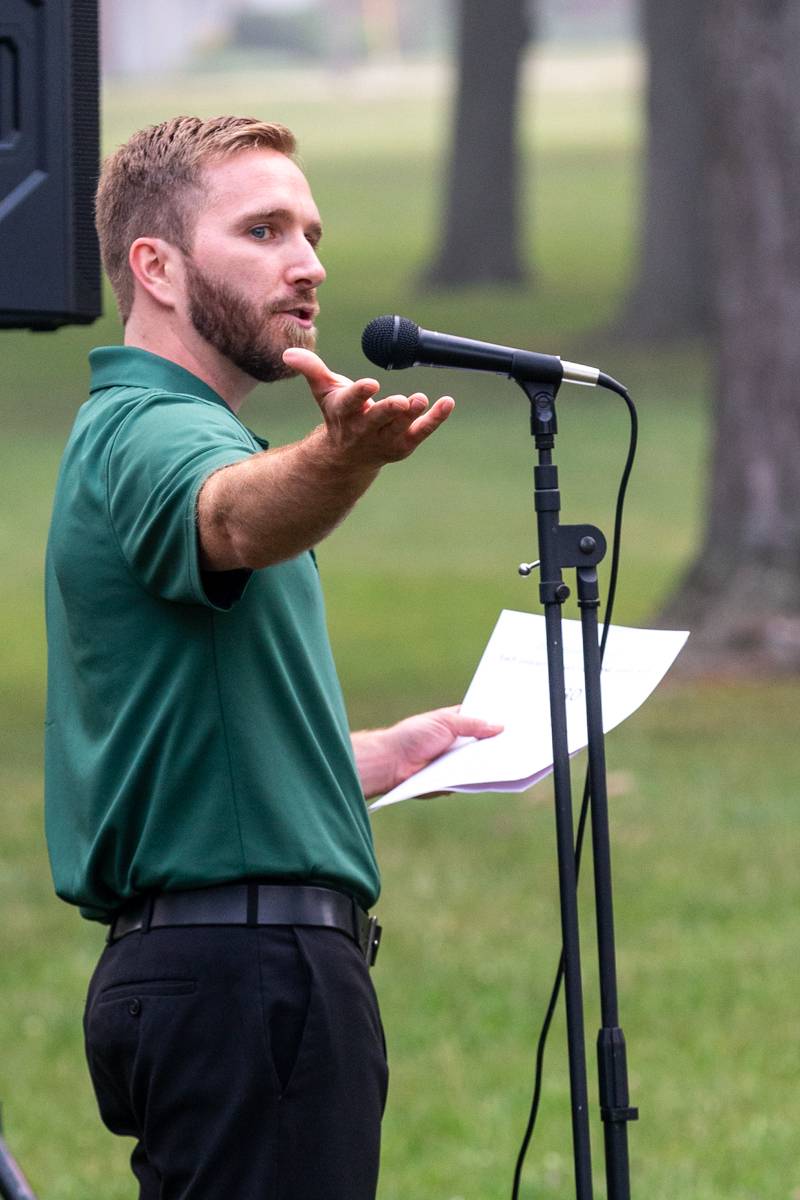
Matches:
[249,225,272,241]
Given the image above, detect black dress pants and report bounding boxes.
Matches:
[83,924,389,1199]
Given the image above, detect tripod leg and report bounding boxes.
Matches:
[577,567,638,1200]
[597,1027,637,1200]
[542,600,595,1200]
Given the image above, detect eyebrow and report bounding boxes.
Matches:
[237,208,323,241]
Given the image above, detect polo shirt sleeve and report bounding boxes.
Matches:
[106,392,257,609]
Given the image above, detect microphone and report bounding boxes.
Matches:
[361,314,606,389]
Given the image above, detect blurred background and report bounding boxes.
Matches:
[1,1,798,1196]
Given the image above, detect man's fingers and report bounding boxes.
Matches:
[432,706,503,739]
[406,396,455,443]
[282,347,349,391]
[282,347,379,408]
[336,377,382,413]
[285,348,454,458]
[451,715,504,739]
[363,393,452,442]
[367,392,429,429]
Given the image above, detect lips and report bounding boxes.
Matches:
[275,302,319,328]
[287,308,315,327]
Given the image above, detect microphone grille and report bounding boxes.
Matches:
[361,315,420,370]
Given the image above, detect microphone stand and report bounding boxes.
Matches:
[520,379,638,1200]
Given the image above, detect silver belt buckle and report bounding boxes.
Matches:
[364,915,382,967]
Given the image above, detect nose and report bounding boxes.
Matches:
[286,236,326,289]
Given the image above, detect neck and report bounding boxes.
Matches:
[123,315,255,413]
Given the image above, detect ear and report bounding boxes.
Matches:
[128,237,182,311]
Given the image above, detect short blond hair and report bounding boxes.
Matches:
[95,115,297,322]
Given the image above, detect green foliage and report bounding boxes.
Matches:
[0,51,796,1199]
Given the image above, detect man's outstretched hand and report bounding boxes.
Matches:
[352,706,503,801]
[283,348,455,468]
[199,349,457,572]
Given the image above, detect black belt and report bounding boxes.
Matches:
[107,882,382,966]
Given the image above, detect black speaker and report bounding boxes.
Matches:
[0,0,102,330]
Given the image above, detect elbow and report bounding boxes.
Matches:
[198,504,272,572]
[197,463,305,571]
[197,471,254,571]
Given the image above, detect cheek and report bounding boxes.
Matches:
[231,250,284,292]
[195,237,253,278]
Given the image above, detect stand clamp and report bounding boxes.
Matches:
[601,1108,640,1124]
[529,527,606,606]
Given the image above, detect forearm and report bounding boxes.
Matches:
[351,728,397,800]
[198,425,378,570]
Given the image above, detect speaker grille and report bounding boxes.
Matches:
[70,0,101,302]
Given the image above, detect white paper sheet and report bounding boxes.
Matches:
[369,609,688,810]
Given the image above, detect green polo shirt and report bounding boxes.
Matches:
[44,346,380,921]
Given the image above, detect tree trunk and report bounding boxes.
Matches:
[617,0,708,339]
[661,0,800,673]
[424,0,530,286]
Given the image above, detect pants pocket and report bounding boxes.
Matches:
[95,979,197,1003]
[258,928,312,1095]
[85,978,198,1136]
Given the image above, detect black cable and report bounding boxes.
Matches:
[511,379,638,1199]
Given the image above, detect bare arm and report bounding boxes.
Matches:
[352,707,503,800]
[198,348,455,570]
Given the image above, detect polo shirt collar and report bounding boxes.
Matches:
[89,346,231,410]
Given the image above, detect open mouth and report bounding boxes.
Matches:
[279,306,317,329]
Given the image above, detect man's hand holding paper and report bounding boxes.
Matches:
[370,610,688,810]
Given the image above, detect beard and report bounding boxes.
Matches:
[184,257,317,383]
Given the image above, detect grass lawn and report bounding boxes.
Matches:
[0,45,797,1199]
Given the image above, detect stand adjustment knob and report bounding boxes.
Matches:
[518,560,540,576]
[538,580,571,603]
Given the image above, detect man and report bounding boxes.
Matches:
[44,115,500,1198]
